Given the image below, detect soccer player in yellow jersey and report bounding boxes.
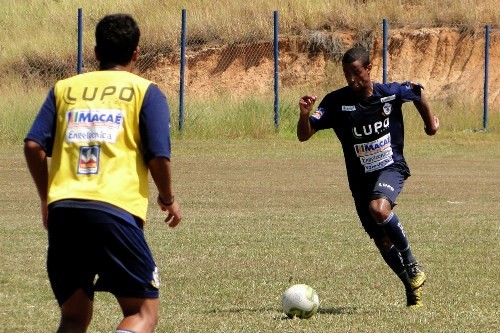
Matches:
[24,14,182,333]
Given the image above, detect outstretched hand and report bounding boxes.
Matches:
[299,95,317,116]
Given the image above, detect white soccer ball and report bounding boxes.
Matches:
[281,284,320,319]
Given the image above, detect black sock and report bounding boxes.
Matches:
[381,245,412,290]
[380,212,416,265]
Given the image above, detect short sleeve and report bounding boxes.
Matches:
[139,84,171,162]
[24,87,57,156]
[309,93,337,131]
[399,81,423,102]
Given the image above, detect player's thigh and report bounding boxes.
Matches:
[60,288,93,325]
[116,297,158,318]
[352,193,385,239]
[116,297,159,332]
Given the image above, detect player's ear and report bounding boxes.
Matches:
[132,46,139,62]
[366,63,372,74]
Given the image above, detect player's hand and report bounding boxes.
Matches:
[157,196,182,228]
[299,95,317,116]
[425,116,440,136]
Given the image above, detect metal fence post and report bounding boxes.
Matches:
[382,18,388,84]
[274,10,279,130]
[77,8,83,74]
[483,25,490,129]
[179,9,187,133]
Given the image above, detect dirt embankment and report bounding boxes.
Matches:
[146,27,500,107]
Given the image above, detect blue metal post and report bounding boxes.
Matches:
[483,25,490,129]
[179,9,187,133]
[274,11,279,130]
[382,19,388,84]
[77,8,83,74]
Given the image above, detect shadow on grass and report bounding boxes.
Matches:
[318,306,358,315]
[273,307,360,320]
[204,307,276,314]
[203,306,359,320]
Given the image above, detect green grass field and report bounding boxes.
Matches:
[0,134,498,332]
[1,1,499,331]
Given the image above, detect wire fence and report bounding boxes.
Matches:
[5,8,499,134]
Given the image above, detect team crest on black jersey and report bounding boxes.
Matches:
[78,145,100,174]
[311,107,325,119]
[382,102,392,116]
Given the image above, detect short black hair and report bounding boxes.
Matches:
[342,47,370,67]
[95,14,140,66]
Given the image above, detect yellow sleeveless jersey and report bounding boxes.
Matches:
[49,70,153,221]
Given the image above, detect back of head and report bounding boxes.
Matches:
[95,14,140,67]
[342,47,370,67]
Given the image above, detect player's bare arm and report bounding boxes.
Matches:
[148,157,182,228]
[413,93,439,136]
[297,95,317,142]
[24,140,49,229]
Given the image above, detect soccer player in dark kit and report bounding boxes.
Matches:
[297,47,439,307]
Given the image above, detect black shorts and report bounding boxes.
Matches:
[47,207,159,306]
[351,164,409,239]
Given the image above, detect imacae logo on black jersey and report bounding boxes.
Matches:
[352,118,390,139]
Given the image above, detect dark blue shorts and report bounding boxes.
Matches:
[351,164,409,239]
[47,207,159,306]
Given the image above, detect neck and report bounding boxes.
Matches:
[100,63,133,72]
[359,82,374,98]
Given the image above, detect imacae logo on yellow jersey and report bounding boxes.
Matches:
[66,109,124,143]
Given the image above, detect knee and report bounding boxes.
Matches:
[369,199,392,223]
[138,312,158,333]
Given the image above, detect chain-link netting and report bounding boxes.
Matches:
[1,5,498,142]
[382,24,495,104]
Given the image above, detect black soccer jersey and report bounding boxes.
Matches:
[309,81,423,189]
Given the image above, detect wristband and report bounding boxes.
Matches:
[158,195,174,206]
